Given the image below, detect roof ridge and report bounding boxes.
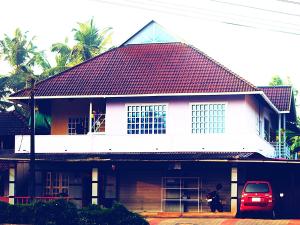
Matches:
[186,43,258,91]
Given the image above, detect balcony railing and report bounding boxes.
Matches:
[91,113,105,133]
[13,196,71,205]
[15,133,276,158]
[270,142,290,159]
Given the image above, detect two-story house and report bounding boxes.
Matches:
[0,21,299,216]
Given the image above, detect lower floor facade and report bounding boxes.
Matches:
[1,156,300,217]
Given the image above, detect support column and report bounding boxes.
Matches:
[278,114,282,158]
[283,114,286,143]
[8,165,16,205]
[231,167,238,214]
[89,102,93,133]
[91,168,98,205]
[283,114,287,158]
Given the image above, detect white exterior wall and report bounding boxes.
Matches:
[106,96,247,136]
[15,95,275,157]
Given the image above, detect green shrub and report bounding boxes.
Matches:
[34,199,79,225]
[0,201,9,223]
[79,203,149,225]
[79,204,109,225]
[0,200,148,225]
[7,204,34,224]
[106,203,149,225]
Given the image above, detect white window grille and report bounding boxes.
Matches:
[127,104,166,134]
[191,104,225,134]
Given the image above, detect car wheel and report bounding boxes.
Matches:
[236,211,246,218]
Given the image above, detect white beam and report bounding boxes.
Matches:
[9,166,15,205]
[231,167,238,214]
[91,168,98,205]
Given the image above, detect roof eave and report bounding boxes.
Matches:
[9,91,282,114]
[259,91,280,114]
[9,91,261,100]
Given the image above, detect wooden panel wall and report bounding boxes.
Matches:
[119,167,163,211]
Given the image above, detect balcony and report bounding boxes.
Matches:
[15,133,276,158]
[270,142,290,159]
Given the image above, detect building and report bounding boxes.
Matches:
[0,111,29,203]
[0,21,299,216]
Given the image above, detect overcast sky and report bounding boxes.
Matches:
[1,0,300,94]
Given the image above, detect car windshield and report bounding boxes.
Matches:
[245,183,269,193]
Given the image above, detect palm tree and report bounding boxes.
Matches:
[41,38,73,77]
[0,28,50,90]
[71,18,113,62]
[45,19,113,77]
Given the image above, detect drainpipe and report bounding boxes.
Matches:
[278,114,281,158]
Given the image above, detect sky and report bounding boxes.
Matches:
[1,0,300,96]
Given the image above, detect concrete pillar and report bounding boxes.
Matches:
[8,165,16,205]
[91,168,98,205]
[231,167,238,214]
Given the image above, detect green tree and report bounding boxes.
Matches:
[42,38,73,77]
[47,18,113,75]
[71,18,113,62]
[0,28,50,91]
[269,75,300,157]
[269,75,284,86]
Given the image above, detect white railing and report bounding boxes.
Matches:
[91,113,105,133]
[15,133,275,157]
[270,142,290,159]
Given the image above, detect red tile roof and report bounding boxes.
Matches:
[259,86,292,112]
[11,43,258,98]
[0,111,29,135]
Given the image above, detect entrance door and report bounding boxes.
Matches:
[162,177,200,212]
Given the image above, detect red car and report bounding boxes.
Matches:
[240,181,275,218]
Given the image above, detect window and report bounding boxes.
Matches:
[256,117,261,136]
[191,103,225,134]
[245,183,269,193]
[104,174,117,199]
[45,172,69,197]
[127,104,166,134]
[68,117,89,135]
[264,118,270,141]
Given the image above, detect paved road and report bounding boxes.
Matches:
[148,218,300,225]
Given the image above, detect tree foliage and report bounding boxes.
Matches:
[269,75,284,86]
[269,75,300,155]
[72,18,112,62]
[0,75,13,111]
[0,18,113,111]
[44,18,113,77]
[0,28,50,91]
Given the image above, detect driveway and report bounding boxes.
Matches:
[148,218,300,225]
